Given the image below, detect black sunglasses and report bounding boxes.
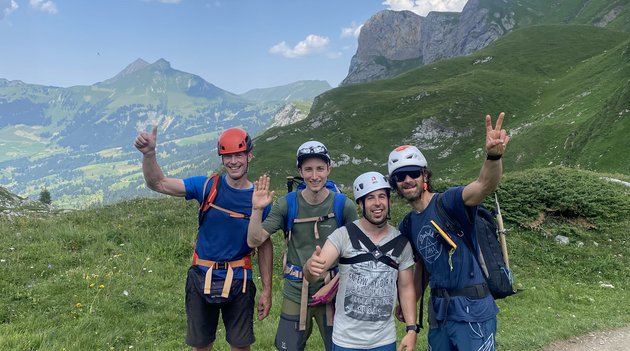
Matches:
[391,170,422,182]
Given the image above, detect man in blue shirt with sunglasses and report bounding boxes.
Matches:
[387,113,510,351]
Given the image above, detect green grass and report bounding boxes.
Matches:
[1,166,628,350]
[249,25,630,191]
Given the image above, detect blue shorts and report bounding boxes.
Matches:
[428,318,496,351]
[332,342,396,351]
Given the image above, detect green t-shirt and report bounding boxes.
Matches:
[263,191,359,303]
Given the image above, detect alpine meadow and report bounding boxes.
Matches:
[2,5,630,351]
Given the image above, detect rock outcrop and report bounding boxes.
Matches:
[341,0,515,85]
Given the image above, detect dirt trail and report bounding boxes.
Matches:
[542,326,630,351]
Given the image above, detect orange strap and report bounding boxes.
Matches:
[208,203,249,219]
[193,254,252,298]
[200,174,220,213]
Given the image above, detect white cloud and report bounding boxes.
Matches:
[269,34,330,58]
[30,0,58,14]
[341,22,362,39]
[1,0,18,19]
[382,0,467,17]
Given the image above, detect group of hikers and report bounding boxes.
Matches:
[133,111,510,351]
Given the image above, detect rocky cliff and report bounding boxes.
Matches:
[340,0,514,85]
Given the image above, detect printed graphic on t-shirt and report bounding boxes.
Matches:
[344,261,395,322]
[416,225,442,264]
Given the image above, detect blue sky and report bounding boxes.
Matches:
[0,0,466,94]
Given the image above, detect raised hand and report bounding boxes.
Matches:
[252,175,275,210]
[134,126,158,156]
[306,245,326,278]
[485,112,510,157]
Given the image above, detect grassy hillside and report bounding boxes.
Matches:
[248,25,630,191]
[1,167,629,350]
[505,0,630,32]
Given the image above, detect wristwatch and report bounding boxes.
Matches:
[406,324,420,333]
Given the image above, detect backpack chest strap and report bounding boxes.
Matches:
[292,212,336,239]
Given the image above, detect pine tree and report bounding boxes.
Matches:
[39,188,52,205]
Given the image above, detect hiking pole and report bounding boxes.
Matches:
[494,193,510,270]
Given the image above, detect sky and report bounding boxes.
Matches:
[0,0,467,94]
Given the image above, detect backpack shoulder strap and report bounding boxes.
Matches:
[332,192,347,228]
[285,190,299,235]
[198,173,220,227]
[436,193,485,273]
[388,234,409,257]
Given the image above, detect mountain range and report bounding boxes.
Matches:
[0,59,329,208]
[250,24,630,190]
[343,0,630,85]
[2,0,629,209]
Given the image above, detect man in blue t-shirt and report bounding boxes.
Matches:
[134,126,272,351]
[387,113,510,351]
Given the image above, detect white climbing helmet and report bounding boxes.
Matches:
[296,140,331,167]
[387,145,427,176]
[353,171,391,202]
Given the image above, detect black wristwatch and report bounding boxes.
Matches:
[406,324,420,333]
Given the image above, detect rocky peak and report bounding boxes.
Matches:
[151,58,172,71]
[115,58,150,79]
[341,0,514,86]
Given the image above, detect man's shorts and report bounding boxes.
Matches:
[428,318,496,351]
[275,298,333,351]
[185,266,256,348]
[332,342,396,351]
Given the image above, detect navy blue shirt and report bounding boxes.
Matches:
[400,186,498,322]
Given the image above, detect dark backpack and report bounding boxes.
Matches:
[434,193,515,299]
[339,222,409,270]
[401,192,515,329]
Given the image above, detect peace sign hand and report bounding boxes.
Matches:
[485,112,510,157]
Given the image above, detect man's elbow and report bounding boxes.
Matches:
[247,233,263,249]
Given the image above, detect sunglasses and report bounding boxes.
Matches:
[391,170,422,182]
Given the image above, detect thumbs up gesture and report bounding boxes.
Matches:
[306,245,327,279]
[134,125,158,156]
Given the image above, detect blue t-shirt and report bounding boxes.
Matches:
[400,186,498,322]
[184,174,271,280]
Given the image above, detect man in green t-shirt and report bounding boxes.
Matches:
[248,141,358,351]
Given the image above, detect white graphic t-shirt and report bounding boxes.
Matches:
[328,220,415,349]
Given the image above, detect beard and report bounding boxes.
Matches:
[363,207,389,227]
[400,186,421,202]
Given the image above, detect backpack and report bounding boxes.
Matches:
[434,193,515,299]
[339,222,409,270]
[401,192,515,329]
